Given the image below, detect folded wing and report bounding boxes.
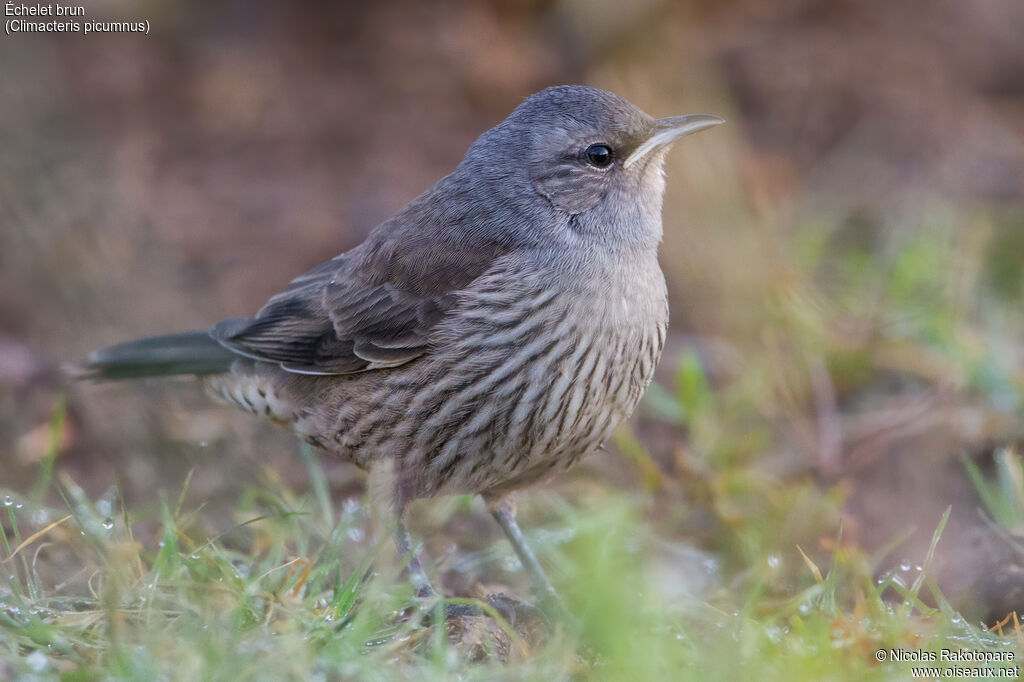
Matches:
[210,201,508,375]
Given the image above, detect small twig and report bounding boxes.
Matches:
[796,545,823,583]
[3,514,72,563]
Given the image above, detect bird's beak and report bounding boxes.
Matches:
[623,114,725,169]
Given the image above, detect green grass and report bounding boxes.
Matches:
[1,451,1021,680]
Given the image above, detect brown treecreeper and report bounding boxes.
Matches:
[80,85,723,621]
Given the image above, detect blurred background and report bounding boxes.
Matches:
[2,0,1024,624]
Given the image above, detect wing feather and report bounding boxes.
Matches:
[211,219,503,374]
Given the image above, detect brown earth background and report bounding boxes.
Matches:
[2,0,1024,622]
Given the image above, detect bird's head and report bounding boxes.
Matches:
[461,85,722,252]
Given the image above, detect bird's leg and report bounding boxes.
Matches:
[369,461,443,604]
[393,515,435,599]
[369,462,444,604]
[487,495,571,622]
[394,514,484,619]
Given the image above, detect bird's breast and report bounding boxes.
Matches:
[402,252,668,496]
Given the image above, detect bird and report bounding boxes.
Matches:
[78,85,723,621]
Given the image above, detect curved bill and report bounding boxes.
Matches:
[623,114,725,169]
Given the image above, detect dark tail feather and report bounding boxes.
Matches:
[74,331,237,380]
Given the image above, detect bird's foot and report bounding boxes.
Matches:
[441,593,554,662]
[475,592,548,628]
[415,592,547,629]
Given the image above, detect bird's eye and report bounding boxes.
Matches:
[584,143,613,168]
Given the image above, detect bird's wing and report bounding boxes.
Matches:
[210,208,507,375]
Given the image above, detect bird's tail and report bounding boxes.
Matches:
[74,331,237,380]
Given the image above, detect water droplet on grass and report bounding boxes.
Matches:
[767,555,781,569]
[102,518,114,530]
[899,560,912,572]
[3,496,12,507]
[26,650,48,672]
